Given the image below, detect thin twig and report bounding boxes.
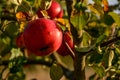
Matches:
[65,42,75,59]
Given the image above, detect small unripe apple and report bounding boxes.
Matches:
[23,18,62,56]
[16,33,25,48]
[37,1,63,19]
[57,31,74,56]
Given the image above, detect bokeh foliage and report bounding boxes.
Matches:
[0,0,120,80]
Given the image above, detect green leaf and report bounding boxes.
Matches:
[2,36,11,45]
[70,13,87,30]
[108,12,120,26]
[8,48,26,73]
[96,34,106,46]
[82,31,92,46]
[8,71,25,80]
[93,0,101,3]
[92,65,105,78]
[33,0,41,9]
[102,50,115,68]
[87,3,103,17]
[103,14,114,25]
[2,21,19,37]
[50,64,63,80]
[89,51,103,64]
[17,0,31,12]
[75,44,95,53]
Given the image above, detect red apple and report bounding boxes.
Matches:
[57,31,74,56]
[16,33,25,48]
[47,1,63,19]
[37,1,63,19]
[57,9,63,18]
[23,18,62,56]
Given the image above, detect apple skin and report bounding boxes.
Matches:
[16,33,25,48]
[23,18,63,56]
[47,1,63,19]
[37,1,63,19]
[57,31,74,56]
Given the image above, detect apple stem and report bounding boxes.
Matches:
[65,42,75,59]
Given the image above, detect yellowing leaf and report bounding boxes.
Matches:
[40,0,52,10]
[108,12,120,26]
[87,4,101,16]
[16,12,28,22]
[102,0,109,12]
[108,50,114,67]
[55,18,65,25]
[19,22,26,32]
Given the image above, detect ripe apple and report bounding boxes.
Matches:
[23,18,62,56]
[47,0,63,19]
[37,0,63,19]
[16,33,25,48]
[57,31,74,56]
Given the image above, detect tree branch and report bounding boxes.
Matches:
[0,59,52,67]
[100,36,120,47]
[77,36,120,55]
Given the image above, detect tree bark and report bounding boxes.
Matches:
[74,54,86,80]
[65,0,86,80]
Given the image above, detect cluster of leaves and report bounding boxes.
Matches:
[70,0,120,79]
[1,0,120,80]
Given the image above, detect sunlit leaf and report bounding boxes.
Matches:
[108,12,120,26]
[2,36,11,45]
[108,50,114,67]
[92,65,105,77]
[10,0,22,5]
[93,0,102,3]
[55,18,65,26]
[8,48,26,73]
[87,4,101,16]
[50,64,63,80]
[16,11,29,22]
[9,48,23,60]
[70,13,87,30]
[115,48,120,55]
[82,31,92,46]
[40,0,52,10]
